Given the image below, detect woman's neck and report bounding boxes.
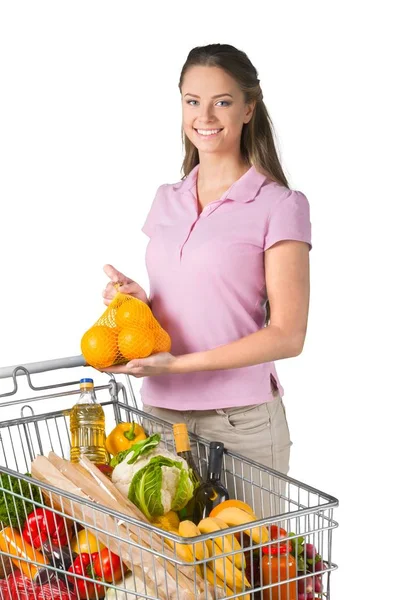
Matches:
[195,154,251,211]
[196,154,250,193]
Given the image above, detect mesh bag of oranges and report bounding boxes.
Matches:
[81,290,171,370]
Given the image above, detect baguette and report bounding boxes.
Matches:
[49,453,212,591]
[32,454,213,600]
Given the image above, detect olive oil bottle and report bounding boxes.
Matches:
[70,378,109,464]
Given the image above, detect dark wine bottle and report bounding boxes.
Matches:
[173,423,203,521]
[192,441,229,523]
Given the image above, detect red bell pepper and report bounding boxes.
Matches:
[22,508,70,549]
[67,553,104,600]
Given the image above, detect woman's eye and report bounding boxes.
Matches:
[185,100,231,107]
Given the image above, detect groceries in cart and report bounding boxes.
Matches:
[80,289,171,370]
[0,375,335,600]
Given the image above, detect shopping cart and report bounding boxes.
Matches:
[0,356,338,600]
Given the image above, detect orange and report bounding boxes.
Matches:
[81,326,118,369]
[118,326,155,360]
[152,326,172,353]
[209,499,257,519]
[115,298,153,329]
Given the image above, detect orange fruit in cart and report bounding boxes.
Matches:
[118,326,155,360]
[152,326,172,353]
[81,326,118,369]
[209,499,257,519]
[115,298,153,329]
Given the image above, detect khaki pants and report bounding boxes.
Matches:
[142,393,292,519]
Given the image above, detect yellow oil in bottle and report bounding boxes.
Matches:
[70,378,110,464]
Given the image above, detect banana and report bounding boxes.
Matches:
[207,545,250,591]
[198,517,246,570]
[215,507,269,545]
[204,567,234,595]
[178,520,209,561]
[164,528,194,563]
[205,568,251,600]
[211,516,230,529]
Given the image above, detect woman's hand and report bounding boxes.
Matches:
[101,352,176,377]
[102,264,149,306]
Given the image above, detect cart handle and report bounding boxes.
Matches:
[0,355,86,379]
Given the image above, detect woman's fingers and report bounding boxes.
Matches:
[102,281,117,306]
[102,264,149,305]
[103,263,132,285]
[118,282,142,295]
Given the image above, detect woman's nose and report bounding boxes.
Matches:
[198,104,215,122]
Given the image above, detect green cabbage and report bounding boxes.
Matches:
[127,455,194,520]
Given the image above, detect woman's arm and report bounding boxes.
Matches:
[103,240,310,377]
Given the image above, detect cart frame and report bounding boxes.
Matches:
[0,356,338,600]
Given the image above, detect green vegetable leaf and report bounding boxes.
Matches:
[297,555,306,572]
[171,467,194,512]
[110,433,160,467]
[127,434,161,465]
[288,532,304,555]
[0,473,41,527]
[128,456,193,519]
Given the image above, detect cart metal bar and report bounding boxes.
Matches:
[0,355,86,379]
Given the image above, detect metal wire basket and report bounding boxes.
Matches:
[0,357,338,600]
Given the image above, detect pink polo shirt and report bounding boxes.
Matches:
[140,164,311,411]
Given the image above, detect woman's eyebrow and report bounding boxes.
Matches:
[184,93,233,99]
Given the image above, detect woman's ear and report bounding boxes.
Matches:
[244,100,256,124]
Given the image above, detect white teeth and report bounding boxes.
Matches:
[196,129,221,136]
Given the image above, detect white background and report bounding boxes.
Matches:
[0,1,399,597]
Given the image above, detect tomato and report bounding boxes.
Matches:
[67,553,104,599]
[267,525,292,555]
[269,525,288,540]
[93,547,124,583]
[94,463,114,479]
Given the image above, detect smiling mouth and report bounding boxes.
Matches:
[194,128,223,137]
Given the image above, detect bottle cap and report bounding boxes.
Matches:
[80,378,94,387]
[172,423,188,435]
[173,423,190,453]
[262,542,292,556]
[210,441,224,451]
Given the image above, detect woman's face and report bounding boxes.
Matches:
[181,66,255,157]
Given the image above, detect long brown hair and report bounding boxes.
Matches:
[178,43,289,188]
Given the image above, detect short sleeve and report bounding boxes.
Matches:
[141,184,167,238]
[263,190,312,251]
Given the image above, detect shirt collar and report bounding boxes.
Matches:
[175,164,269,204]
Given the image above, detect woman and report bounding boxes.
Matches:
[103,44,311,506]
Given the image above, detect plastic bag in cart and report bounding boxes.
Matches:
[81,289,171,370]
